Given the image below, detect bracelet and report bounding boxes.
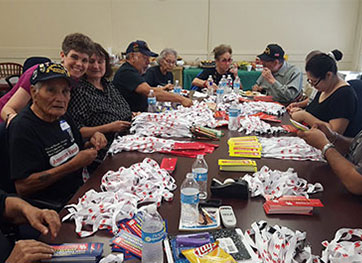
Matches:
[322,143,335,158]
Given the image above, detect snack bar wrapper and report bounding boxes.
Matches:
[181,241,236,263]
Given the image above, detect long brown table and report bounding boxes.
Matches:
[42,115,362,260]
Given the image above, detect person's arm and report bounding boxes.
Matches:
[262,67,302,102]
[287,98,309,112]
[14,148,97,197]
[1,88,31,124]
[135,82,192,107]
[191,77,207,88]
[79,121,131,139]
[292,110,349,135]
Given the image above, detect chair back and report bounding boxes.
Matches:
[0,62,23,79]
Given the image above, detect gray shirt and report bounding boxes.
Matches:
[346,130,362,174]
[256,62,303,103]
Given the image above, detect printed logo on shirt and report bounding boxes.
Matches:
[49,143,79,167]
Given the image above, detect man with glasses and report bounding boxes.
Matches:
[113,41,192,112]
[252,44,303,104]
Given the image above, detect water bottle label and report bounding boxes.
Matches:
[233,83,240,89]
[174,87,181,94]
[142,228,165,243]
[148,97,156,105]
[216,89,224,95]
[194,172,208,182]
[181,193,200,204]
[229,109,239,118]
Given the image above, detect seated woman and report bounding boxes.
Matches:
[191,44,239,92]
[67,43,132,162]
[291,52,359,137]
[144,48,177,90]
[8,62,107,209]
[0,57,51,124]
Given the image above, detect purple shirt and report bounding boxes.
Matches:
[0,65,37,122]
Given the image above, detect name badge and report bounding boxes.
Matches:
[60,120,70,131]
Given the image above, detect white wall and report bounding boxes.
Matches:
[0,0,361,70]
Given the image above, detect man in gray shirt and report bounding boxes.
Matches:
[253,44,303,104]
[298,121,362,195]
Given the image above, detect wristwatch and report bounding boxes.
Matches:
[322,143,335,158]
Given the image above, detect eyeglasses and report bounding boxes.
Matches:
[164,59,176,65]
[219,58,233,63]
[307,78,322,87]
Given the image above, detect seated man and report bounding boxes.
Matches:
[253,44,303,104]
[113,40,192,112]
[8,63,107,208]
[0,189,60,262]
[298,122,362,195]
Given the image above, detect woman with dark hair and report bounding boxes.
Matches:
[191,44,240,92]
[291,50,360,137]
[67,43,132,163]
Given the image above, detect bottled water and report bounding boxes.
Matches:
[226,74,233,94]
[192,155,208,199]
[207,75,214,96]
[216,75,226,104]
[141,204,164,263]
[180,173,200,226]
[233,76,241,95]
[228,100,240,131]
[173,80,181,94]
[147,89,157,113]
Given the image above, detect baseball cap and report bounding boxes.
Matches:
[258,44,285,61]
[126,40,158,57]
[30,62,71,85]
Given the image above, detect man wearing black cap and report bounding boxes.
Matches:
[8,62,107,209]
[113,40,192,112]
[252,44,303,104]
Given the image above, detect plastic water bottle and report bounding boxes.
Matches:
[226,74,233,94]
[207,75,214,96]
[216,75,226,104]
[233,76,241,95]
[141,204,164,263]
[173,80,181,94]
[180,173,200,226]
[192,155,208,199]
[228,100,240,131]
[147,89,157,113]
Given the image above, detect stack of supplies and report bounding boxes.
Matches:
[228,136,262,158]
[190,125,224,140]
[43,243,103,262]
[263,195,324,215]
[218,159,257,172]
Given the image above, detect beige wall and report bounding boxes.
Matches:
[0,0,361,71]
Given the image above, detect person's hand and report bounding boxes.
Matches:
[89,132,107,151]
[286,102,299,112]
[289,107,303,114]
[74,148,98,167]
[162,84,174,91]
[229,63,238,77]
[108,121,131,133]
[252,84,263,92]
[132,112,141,119]
[261,68,276,84]
[312,121,336,142]
[206,82,218,91]
[22,206,60,239]
[181,97,193,107]
[297,127,330,150]
[6,240,54,263]
[291,110,307,123]
[5,113,17,128]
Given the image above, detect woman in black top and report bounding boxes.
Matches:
[191,44,239,92]
[68,43,132,160]
[291,52,359,137]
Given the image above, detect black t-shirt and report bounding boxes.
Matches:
[306,85,358,137]
[197,68,235,86]
[8,106,84,205]
[113,62,148,112]
[144,65,174,87]
[0,190,13,262]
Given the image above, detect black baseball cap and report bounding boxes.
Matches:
[258,44,285,61]
[30,62,71,85]
[126,40,158,57]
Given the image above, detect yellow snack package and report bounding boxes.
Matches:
[181,241,236,263]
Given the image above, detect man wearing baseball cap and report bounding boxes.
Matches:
[8,62,107,210]
[252,44,303,104]
[113,40,192,112]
